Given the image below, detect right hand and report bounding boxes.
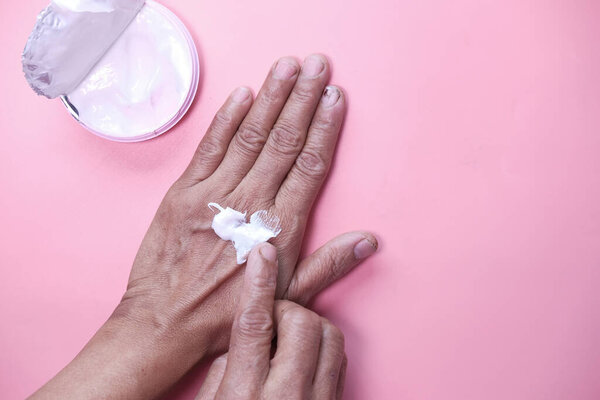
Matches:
[196,243,347,400]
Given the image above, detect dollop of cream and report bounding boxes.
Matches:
[208,203,282,264]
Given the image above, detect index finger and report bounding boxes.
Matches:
[219,243,279,396]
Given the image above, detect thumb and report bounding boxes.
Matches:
[285,231,378,305]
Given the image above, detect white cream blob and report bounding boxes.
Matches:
[64,0,198,140]
[208,203,282,264]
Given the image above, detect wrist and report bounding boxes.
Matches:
[107,299,212,360]
[30,305,213,400]
[111,285,235,358]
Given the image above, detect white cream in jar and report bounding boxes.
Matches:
[23,0,199,142]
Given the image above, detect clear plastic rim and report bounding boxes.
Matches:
[62,0,200,143]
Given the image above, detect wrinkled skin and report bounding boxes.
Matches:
[30,55,377,400]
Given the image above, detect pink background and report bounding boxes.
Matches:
[1,0,599,399]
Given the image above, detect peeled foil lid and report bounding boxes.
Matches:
[22,0,145,99]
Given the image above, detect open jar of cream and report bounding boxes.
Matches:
[23,0,199,142]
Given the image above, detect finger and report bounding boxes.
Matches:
[276,85,346,214]
[267,301,322,395]
[336,355,348,400]
[179,87,253,186]
[240,54,331,198]
[219,244,278,397]
[285,231,378,305]
[312,320,345,400]
[194,354,228,400]
[212,57,300,191]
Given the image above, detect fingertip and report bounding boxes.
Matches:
[301,53,330,79]
[249,242,277,263]
[360,231,379,251]
[246,243,278,286]
[277,55,301,65]
[338,231,379,251]
[260,243,277,261]
[273,57,300,80]
[353,232,379,260]
[231,86,253,104]
[321,85,341,108]
[305,53,330,68]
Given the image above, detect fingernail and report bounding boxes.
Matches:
[322,86,340,107]
[302,55,325,78]
[259,244,277,262]
[354,238,377,260]
[274,59,298,80]
[232,87,251,103]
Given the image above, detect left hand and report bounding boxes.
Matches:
[29,55,377,400]
[114,53,374,363]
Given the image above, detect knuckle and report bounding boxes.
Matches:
[235,122,266,155]
[269,123,303,154]
[294,150,329,181]
[322,320,345,351]
[313,111,338,131]
[260,85,285,105]
[156,189,195,225]
[237,307,273,338]
[212,109,235,128]
[292,84,318,104]
[162,188,185,210]
[284,307,320,332]
[322,248,344,280]
[195,138,221,159]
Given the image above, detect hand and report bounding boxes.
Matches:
[196,244,347,400]
[116,55,374,375]
[121,53,375,352]
[30,54,376,399]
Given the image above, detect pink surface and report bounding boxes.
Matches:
[1,0,599,399]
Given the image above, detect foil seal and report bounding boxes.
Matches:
[22,0,145,99]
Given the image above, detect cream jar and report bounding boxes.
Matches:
[23,0,199,142]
